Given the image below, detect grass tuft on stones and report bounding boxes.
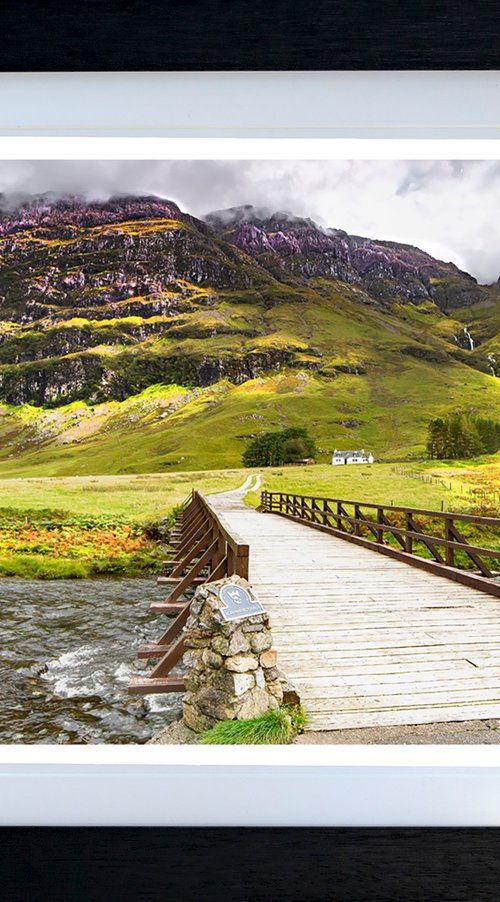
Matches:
[199,705,306,745]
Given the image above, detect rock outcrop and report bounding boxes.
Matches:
[205,205,482,308]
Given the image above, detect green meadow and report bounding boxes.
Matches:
[0,461,486,521]
[0,469,251,519]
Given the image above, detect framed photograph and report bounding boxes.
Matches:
[0,135,499,836]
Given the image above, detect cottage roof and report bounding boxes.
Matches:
[333,450,366,458]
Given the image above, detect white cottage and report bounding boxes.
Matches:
[332,449,374,466]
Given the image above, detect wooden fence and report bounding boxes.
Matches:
[260,490,500,597]
[129,490,249,695]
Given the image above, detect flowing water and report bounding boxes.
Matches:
[0,578,183,744]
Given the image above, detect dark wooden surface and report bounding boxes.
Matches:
[2,1,500,71]
[1,828,500,900]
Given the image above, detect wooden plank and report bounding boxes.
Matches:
[137,643,171,659]
[128,676,185,695]
[150,635,187,679]
[150,602,186,615]
[157,576,206,585]
[301,674,500,694]
[307,704,500,730]
[263,511,500,597]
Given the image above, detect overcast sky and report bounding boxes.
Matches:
[0,159,499,283]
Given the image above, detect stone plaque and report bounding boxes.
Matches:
[218,584,266,622]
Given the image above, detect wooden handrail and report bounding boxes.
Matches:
[260,489,500,596]
[262,490,500,526]
[129,489,249,695]
[194,491,249,577]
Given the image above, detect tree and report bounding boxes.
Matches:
[427,411,500,460]
[427,417,446,458]
[242,426,316,467]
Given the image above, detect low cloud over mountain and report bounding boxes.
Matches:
[0,159,499,283]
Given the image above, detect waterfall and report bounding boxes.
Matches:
[453,327,475,351]
[488,354,497,377]
[463,326,475,351]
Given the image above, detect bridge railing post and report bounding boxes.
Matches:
[354,503,361,536]
[322,498,328,526]
[312,497,322,524]
[377,508,385,544]
[445,517,455,568]
[405,512,413,554]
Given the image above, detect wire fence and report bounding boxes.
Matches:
[391,467,500,512]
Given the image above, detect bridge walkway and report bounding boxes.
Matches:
[208,487,500,731]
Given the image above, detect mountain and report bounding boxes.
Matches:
[205,204,483,309]
[0,193,498,475]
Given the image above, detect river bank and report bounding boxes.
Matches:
[0,507,169,578]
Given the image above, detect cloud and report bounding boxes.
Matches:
[0,159,499,283]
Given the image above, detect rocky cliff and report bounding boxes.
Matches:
[0,194,497,455]
[205,205,482,308]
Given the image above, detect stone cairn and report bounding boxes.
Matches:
[181,576,284,734]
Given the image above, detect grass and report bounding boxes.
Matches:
[0,468,249,578]
[0,460,490,524]
[425,457,500,510]
[199,706,307,745]
[0,282,498,478]
[0,554,91,579]
[0,354,495,477]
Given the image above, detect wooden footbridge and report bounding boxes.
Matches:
[130,476,500,732]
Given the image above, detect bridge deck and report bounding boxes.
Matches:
[209,492,500,731]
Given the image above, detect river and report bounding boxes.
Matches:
[0,577,183,744]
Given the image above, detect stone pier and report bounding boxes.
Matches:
[181,576,284,734]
